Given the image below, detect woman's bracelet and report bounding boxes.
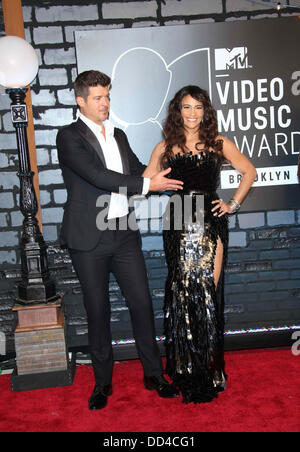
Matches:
[228,199,241,214]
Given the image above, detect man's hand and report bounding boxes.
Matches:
[149,168,183,192]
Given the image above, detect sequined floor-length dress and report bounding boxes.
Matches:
[163,150,228,404]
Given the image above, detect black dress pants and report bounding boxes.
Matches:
[69,221,163,385]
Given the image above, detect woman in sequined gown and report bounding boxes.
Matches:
[144,86,257,404]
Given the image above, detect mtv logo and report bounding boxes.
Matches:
[215,47,250,71]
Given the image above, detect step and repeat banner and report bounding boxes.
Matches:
[75,17,300,211]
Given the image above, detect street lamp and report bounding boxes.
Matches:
[0,36,56,305]
[0,37,73,391]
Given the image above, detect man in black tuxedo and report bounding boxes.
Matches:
[56,70,183,410]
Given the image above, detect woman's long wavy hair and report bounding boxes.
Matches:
[161,85,223,168]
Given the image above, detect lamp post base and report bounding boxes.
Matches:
[11,295,75,391]
[16,283,57,306]
[11,357,75,392]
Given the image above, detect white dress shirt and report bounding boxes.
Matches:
[79,113,150,219]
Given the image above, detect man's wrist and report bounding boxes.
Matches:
[142,177,151,195]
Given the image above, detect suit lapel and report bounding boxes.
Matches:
[75,118,106,167]
[75,119,131,175]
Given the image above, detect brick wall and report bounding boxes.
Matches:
[0,0,300,354]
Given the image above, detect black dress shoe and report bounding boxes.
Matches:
[144,375,179,398]
[88,383,112,410]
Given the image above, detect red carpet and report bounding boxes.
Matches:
[0,348,299,432]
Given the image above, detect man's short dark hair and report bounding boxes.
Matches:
[74,70,111,100]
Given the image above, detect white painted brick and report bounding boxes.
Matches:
[2,112,15,132]
[0,250,17,265]
[0,193,14,209]
[162,0,222,16]
[251,13,278,20]
[33,27,63,45]
[0,213,8,228]
[281,10,300,17]
[44,48,76,66]
[229,231,247,247]
[36,149,50,166]
[65,24,123,43]
[102,1,157,19]
[10,211,23,227]
[34,108,74,127]
[0,93,11,109]
[132,21,158,28]
[22,6,32,23]
[238,212,265,229]
[38,68,68,86]
[226,0,273,12]
[57,88,75,105]
[71,68,78,83]
[42,225,58,242]
[229,215,237,229]
[36,5,99,23]
[225,16,249,21]
[163,19,185,25]
[7,153,18,167]
[51,149,59,165]
[267,210,295,226]
[34,129,58,147]
[24,28,31,44]
[0,134,17,150]
[141,235,163,251]
[42,207,64,224]
[53,189,67,204]
[190,18,216,24]
[39,169,64,186]
[0,231,18,247]
[0,152,9,168]
[39,190,51,206]
[31,89,56,107]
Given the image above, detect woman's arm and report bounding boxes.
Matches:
[142,141,165,178]
[143,141,184,192]
[212,136,257,217]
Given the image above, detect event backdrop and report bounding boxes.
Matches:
[75,17,300,211]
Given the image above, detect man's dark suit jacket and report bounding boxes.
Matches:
[56,118,146,251]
